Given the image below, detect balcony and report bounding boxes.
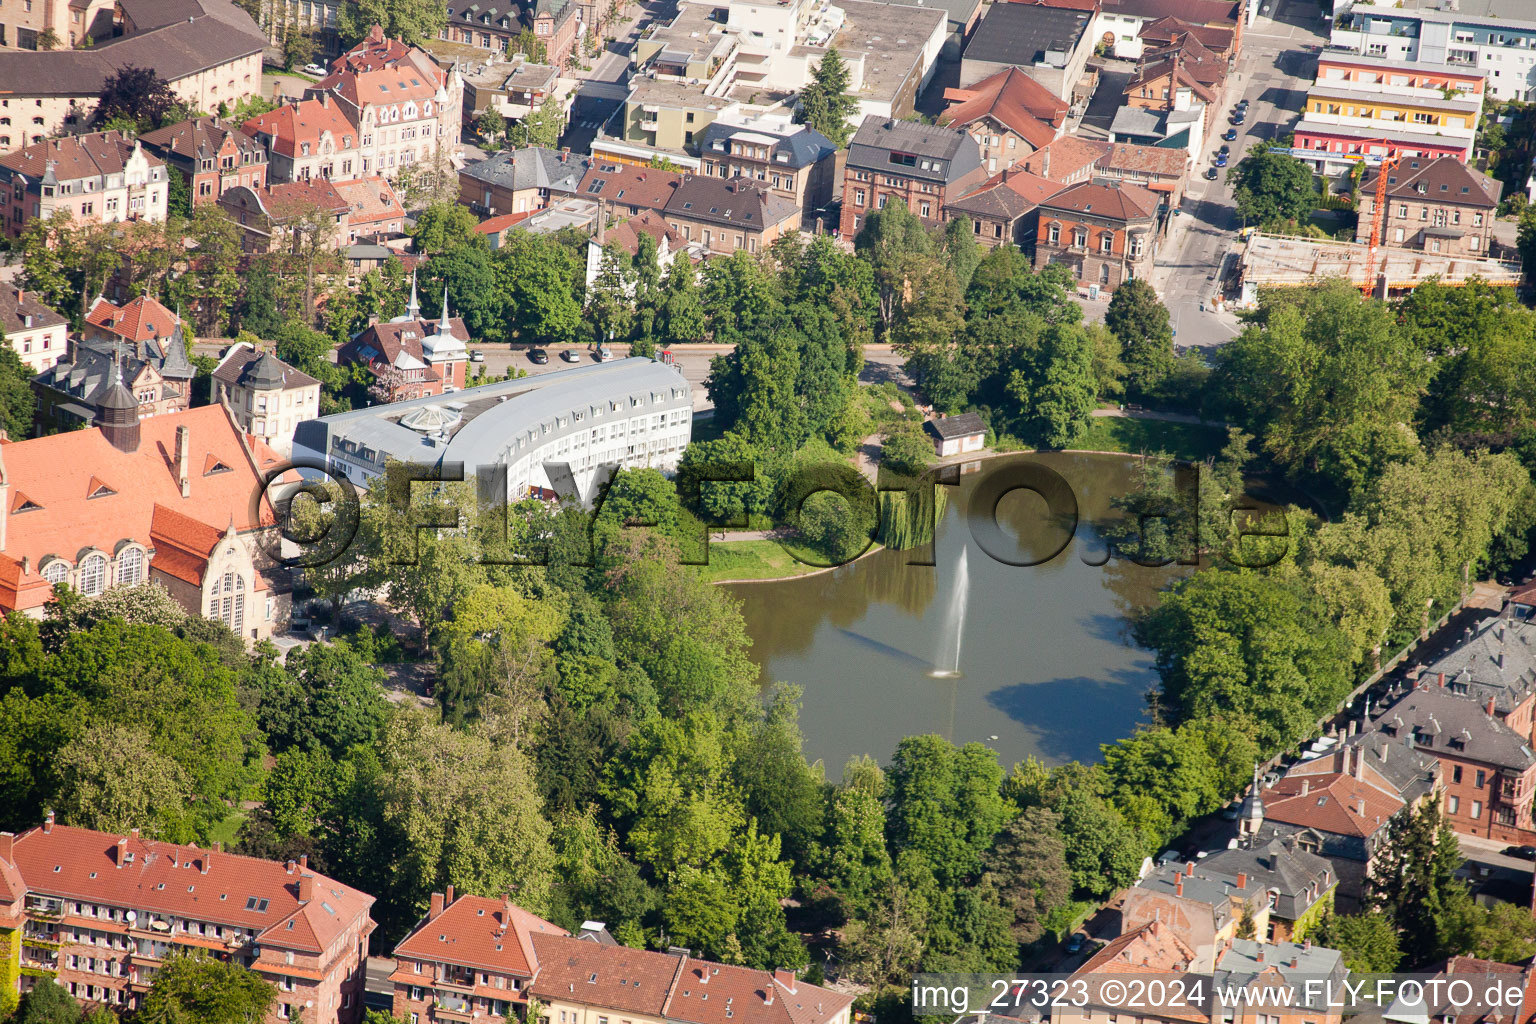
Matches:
[435,974,477,995]
[640,119,661,131]
[26,897,63,919]
[433,997,475,1022]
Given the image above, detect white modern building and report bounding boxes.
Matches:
[1330,0,1536,102]
[292,358,693,505]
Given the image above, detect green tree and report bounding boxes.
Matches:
[1471,900,1536,964]
[1006,321,1096,448]
[13,978,80,1024]
[410,201,482,256]
[96,65,179,132]
[655,250,707,346]
[886,735,1012,889]
[982,806,1071,944]
[815,756,894,912]
[495,231,583,344]
[880,427,933,479]
[1516,203,1536,277]
[1310,912,1402,972]
[1229,149,1314,227]
[511,97,566,149]
[797,48,858,147]
[337,0,446,45]
[510,27,549,63]
[1103,278,1175,396]
[54,722,192,837]
[0,345,37,440]
[1368,795,1476,967]
[138,952,275,1024]
[166,166,192,218]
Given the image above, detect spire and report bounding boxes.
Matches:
[407,270,420,320]
[439,288,452,332]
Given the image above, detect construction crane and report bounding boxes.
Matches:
[1360,145,1402,298]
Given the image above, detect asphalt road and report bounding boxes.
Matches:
[1151,0,1328,350]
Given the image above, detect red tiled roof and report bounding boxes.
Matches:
[394,895,565,975]
[85,294,180,343]
[0,131,163,183]
[4,822,373,955]
[473,211,534,235]
[1138,15,1235,52]
[0,405,283,612]
[578,162,684,212]
[1039,180,1160,220]
[939,67,1068,150]
[1262,772,1403,838]
[1016,135,1111,183]
[1102,142,1188,178]
[264,179,349,220]
[603,208,685,257]
[1073,922,1205,1024]
[241,98,357,158]
[332,176,404,229]
[531,934,680,1016]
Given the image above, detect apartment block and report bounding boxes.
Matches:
[1330,0,1536,103]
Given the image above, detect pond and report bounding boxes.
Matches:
[727,451,1195,775]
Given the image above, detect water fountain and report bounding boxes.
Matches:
[929,545,968,678]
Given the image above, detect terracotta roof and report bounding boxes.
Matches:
[0,131,162,183]
[1077,920,1198,976]
[1101,142,1187,178]
[474,211,536,235]
[340,316,469,377]
[668,957,855,1024]
[1138,15,1235,52]
[1262,772,1403,839]
[529,933,681,1016]
[939,67,1067,150]
[0,405,283,612]
[1039,179,1160,220]
[578,161,684,212]
[1141,33,1226,84]
[314,29,447,112]
[393,894,565,976]
[332,176,404,229]
[662,175,800,231]
[139,116,264,164]
[241,98,358,159]
[603,208,685,256]
[1124,56,1220,102]
[265,179,350,220]
[1016,135,1111,183]
[3,822,372,956]
[85,295,180,344]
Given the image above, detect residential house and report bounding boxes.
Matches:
[1121,860,1270,971]
[619,79,734,155]
[1096,141,1188,206]
[944,166,1061,247]
[586,209,688,292]
[0,816,374,1021]
[0,0,264,150]
[1247,731,1441,911]
[1328,3,1536,103]
[662,175,800,256]
[444,0,584,71]
[1355,156,1501,256]
[0,288,68,373]
[389,888,566,1023]
[307,25,465,182]
[211,344,322,457]
[1033,180,1162,291]
[1211,940,1346,1024]
[960,3,1096,101]
[1122,44,1222,143]
[81,294,183,354]
[139,116,268,207]
[458,147,589,217]
[241,96,362,184]
[1015,136,1112,186]
[1374,677,1536,843]
[219,180,351,255]
[1294,55,1486,176]
[332,176,406,243]
[1087,0,1244,63]
[0,131,167,237]
[528,931,855,1024]
[472,213,536,248]
[839,116,986,237]
[1136,16,1235,60]
[578,161,685,219]
[1067,920,1203,1024]
[442,3,525,54]
[0,401,294,633]
[1194,837,1337,942]
[696,118,839,226]
[336,281,470,401]
[940,67,1070,175]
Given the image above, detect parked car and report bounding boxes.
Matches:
[1214,152,1228,168]
[527,348,549,364]
[303,63,328,77]
[1503,845,1536,861]
[561,348,582,363]
[1205,167,1220,180]
[469,350,485,363]
[595,345,614,362]
[1223,128,1239,141]
[1066,933,1085,954]
[1237,98,1249,110]
[1219,144,1230,155]
[1231,111,1246,125]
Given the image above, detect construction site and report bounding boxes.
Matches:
[1235,232,1524,300]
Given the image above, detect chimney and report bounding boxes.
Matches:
[764,987,774,1007]
[700,968,710,985]
[1488,697,1497,717]
[0,831,12,864]
[298,873,315,902]
[429,892,445,920]
[1175,877,1184,896]
[1291,956,1300,969]
[43,810,53,834]
[1185,861,1195,876]
[1236,872,1248,889]
[1043,145,1051,179]
[1355,799,1366,816]
[1300,778,1309,796]
[286,859,295,874]
[774,969,797,994]
[299,854,308,869]
[201,848,210,874]
[1439,671,1446,687]
[446,884,455,906]
[501,896,513,934]
[1256,948,1264,963]
[175,425,191,498]
[1352,748,1364,779]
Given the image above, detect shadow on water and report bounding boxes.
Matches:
[833,628,933,670]
[985,668,1156,764]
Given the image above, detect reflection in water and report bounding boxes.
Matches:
[729,452,1193,775]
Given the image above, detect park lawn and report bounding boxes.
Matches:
[691,539,829,583]
[206,809,247,847]
[1075,416,1228,462]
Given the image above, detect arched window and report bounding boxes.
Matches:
[42,560,68,585]
[116,547,144,587]
[78,553,107,596]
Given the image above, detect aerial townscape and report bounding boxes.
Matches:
[3,0,1536,1024]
